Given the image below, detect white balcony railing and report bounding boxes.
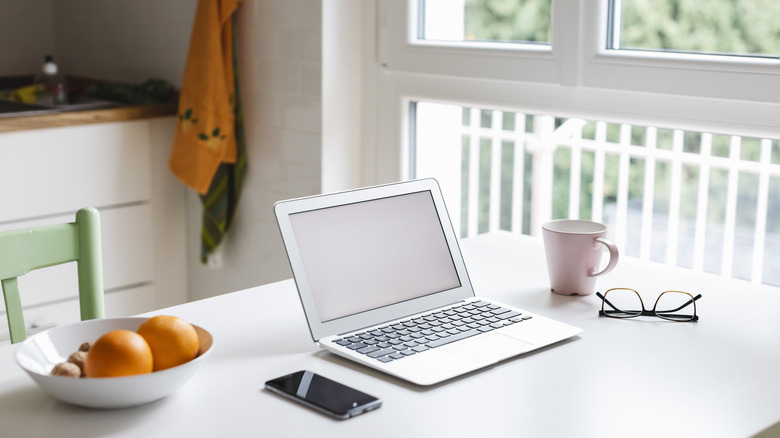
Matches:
[414,102,780,286]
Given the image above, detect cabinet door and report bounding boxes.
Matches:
[0,121,151,222]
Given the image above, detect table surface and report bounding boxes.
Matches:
[2,232,779,438]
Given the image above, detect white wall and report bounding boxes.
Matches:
[53,0,196,87]
[0,0,55,77]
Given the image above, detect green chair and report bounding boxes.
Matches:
[0,207,105,344]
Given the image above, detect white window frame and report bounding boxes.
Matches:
[363,0,780,185]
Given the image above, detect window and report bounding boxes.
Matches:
[365,0,780,285]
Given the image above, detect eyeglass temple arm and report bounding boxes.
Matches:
[661,293,703,313]
[595,292,621,312]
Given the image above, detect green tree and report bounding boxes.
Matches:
[619,0,780,56]
[464,0,550,43]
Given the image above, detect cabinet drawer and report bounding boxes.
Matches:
[0,121,151,223]
[0,204,153,309]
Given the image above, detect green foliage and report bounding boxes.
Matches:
[619,0,780,55]
[86,78,175,104]
[464,0,550,43]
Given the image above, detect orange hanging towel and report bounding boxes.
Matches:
[169,0,242,195]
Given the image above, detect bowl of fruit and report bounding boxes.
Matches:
[14,315,213,409]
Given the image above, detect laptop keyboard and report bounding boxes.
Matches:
[331,300,532,363]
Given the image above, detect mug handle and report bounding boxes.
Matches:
[589,237,619,277]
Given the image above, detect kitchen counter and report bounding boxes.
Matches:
[0,100,178,133]
[0,75,178,133]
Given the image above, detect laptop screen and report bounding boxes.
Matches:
[288,190,462,322]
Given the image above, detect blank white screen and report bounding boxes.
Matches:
[289,191,461,322]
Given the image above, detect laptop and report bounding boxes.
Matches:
[274,178,582,386]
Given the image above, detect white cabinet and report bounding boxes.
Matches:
[0,117,187,343]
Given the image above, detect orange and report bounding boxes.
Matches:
[137,315,199,371]
[84,330,153,378]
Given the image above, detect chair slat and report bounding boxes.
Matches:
[0,224,79,279]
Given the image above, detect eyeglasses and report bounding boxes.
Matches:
[596,288,701,322]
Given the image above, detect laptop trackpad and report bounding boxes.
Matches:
[441,332,533,364]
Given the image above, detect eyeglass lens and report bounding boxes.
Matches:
[601,288,642,318]
[654,291,696,321]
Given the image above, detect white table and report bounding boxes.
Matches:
[2,232,779,437]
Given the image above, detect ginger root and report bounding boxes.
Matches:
[50,362,81,378]
[67,351,88,377]
[49,341,93,378]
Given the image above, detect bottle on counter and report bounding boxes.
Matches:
[33,55,67,106]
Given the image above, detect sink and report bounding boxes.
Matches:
[0,100,54,117]
[0,98,118,119]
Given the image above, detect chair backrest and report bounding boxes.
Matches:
[0,207,105,343]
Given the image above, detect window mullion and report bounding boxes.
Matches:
[552,0,584,87]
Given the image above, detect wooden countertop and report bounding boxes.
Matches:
[0,100,178,133]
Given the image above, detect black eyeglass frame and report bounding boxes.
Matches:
[596,288,701,322]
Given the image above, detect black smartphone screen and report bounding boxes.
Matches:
[265,370,382,419]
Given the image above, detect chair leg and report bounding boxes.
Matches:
[2,278,27,343]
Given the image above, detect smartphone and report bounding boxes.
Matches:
[265,370,382,419]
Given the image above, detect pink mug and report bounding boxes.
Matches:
[542,219,619,296]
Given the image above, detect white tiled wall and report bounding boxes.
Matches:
[187,0,322,300]
[1,0,323,301]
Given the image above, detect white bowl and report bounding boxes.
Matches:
[15,317,214,409]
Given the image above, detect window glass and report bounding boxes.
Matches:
[420,0,551,45]
[612,0,780,57]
